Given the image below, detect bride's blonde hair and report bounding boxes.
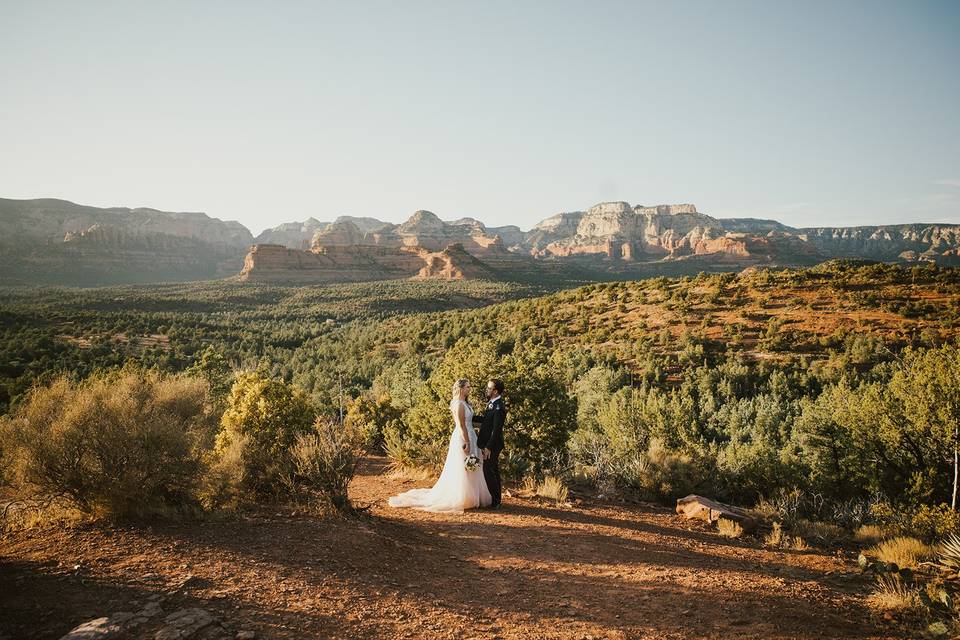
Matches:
[450,378,470,405]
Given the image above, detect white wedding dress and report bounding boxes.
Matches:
[388,399,493,513]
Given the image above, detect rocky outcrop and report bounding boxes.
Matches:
[414,243,501,280]
[0,198,252,249]
[718,218,795,233]
[450,218,525,248]
[334,215,393,234]
[310,209,518,259]
[516,202,960,268]
[238,219,539,282]
[253,217,329,249]
[238,237,524,283]
[57,595,247,640]
[311,219,369,247]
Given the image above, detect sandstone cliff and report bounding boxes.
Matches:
[524,201,729,261]
[516,202,959,267]
[310,209,523,261]
[236,243,429,283]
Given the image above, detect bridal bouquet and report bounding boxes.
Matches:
[464,455,481,471]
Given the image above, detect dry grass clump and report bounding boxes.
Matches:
[854,524,894,545]
[387,465,435,482]
[0,496,87,532]
[519,476,570,504]
[789,518,845,545]
[717,518,744,538]
[748,498,780,522]
[538,476,569,503]
[867,536,934,569]
[764,522,808,550]
[865,575,924,615]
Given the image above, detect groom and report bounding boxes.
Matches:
[474,378,506,508]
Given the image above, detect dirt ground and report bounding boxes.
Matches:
[1,458,904,639]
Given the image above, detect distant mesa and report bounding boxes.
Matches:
[1,196,958,286]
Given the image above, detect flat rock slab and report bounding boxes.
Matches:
[676,494,758,533]
[59,617,125,640]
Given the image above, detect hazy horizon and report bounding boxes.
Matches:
[3,0,958,235]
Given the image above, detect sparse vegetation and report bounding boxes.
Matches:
[855,524,893,545]
[283,418,364,514]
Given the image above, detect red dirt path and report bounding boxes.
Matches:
[0,458,903,639]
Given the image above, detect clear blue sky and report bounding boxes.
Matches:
[2,0,958,234]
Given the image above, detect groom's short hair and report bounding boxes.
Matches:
[488,378,504,394]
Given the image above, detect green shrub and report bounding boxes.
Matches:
[500,449,532,484]
[1,369,214,518]
[383,422,446,473]
[344,393,402,452]
[903,504,960,542]
[208,371,316,503]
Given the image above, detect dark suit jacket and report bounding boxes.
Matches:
[474,396,506,453]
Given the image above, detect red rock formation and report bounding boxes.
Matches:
[237,243,428,283]
[237,239,513,283]
[413,244,500,280]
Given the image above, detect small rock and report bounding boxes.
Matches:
[59,617,121,640]
[236,632,256,640]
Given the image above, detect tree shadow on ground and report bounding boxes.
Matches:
[113,505,888,639]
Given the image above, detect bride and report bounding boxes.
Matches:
[388,378,493,513]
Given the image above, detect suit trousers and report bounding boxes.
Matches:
[483,449,502,507]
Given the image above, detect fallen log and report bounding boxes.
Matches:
[676,494,758,533]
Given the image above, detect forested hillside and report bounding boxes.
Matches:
[3,260,958,507]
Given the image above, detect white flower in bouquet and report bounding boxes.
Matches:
[464,455,481,471]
